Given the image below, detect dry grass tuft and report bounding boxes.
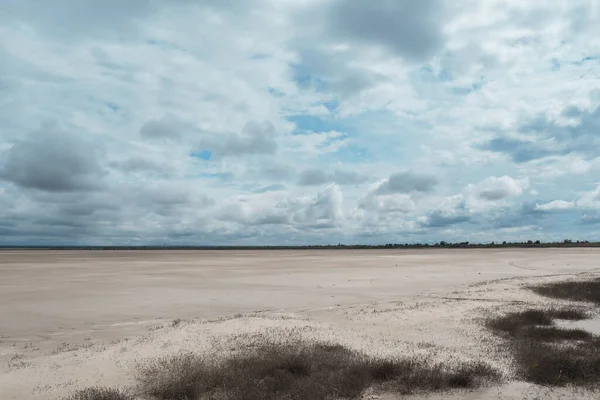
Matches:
[64,387,133,400]
[487,308,589,341]
[530,278,600,304]
[486,303,600,387]
[135,341,500,400]
[513,339,600,386]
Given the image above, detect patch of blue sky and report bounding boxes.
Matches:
[573,56,598,66]
[286,114,346,135]
[418,65,453,83]
[106,102,119,111]
[450,76,487,96]
[546,211,582,228]
[323,99,340,112]
[286,107,390,136]
[253,184,286,193]
[580,214,600,226]
[196,172,232,181]
[291,63,327,92]
[291,109,422,164]
[291,63,311,88]
[190,150,212,161]
[146,39,185,53]
[551,59,561,71]
[510,36,538,47]
[267,87,285,98]
[318,143,373,164]
[349,109,420,137]
[450,81,484,96]
[438,68,452,82]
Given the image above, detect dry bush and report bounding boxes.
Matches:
[530,278,600,304]
[64,387,133,400]
[486,304,600,387]
[136,341,500,400]
[487,308,589,341]
[513,339,600,386]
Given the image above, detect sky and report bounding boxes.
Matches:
[0,0,600,246]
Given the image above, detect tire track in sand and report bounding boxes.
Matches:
[509,261,539,271]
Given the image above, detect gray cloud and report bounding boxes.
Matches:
[298,169,329,186]
[253,213,290,226]
[290,0,444,97]
[328,73,383,97]
[216,120,277,156]
[292,185,345,229]
[480,189,509,201]
[533,200,575,212]
[120,183,214,220]
[253,184,286,194]
[218,198,291,227]
[375,171,438,195]
[580,214,600,225]
[422,212,470,228]
[57,198,119,218]
[568,3,598,36]
[0,125,105,192]
[141,118,278,158]
[479,105,600,162]
[420,195,471,228]
[518,106,600,141]
[0,0,246,41]
[200,120,278,158]
[478,137,557,163]
[327,0,445,61]
[140,118,185,141]
[0,188,122,245]
[0,0,159,41]
[359,194,415,214]
[292,44,386,97]
[489,203,546,229]
[240,163,294,185]
[298,168,368,186]
[3,1,600,246]
[255,164,294,181]
[474,176,529,201]
[110,156,176,177]
[332,170,368,185]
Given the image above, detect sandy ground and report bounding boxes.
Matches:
[1,248,600,399]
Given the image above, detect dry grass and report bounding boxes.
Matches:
[517,326,592,342]
[64,387,133,400]
[494,278,600,387]
[487,308,590,341]
[513,339,600,386]
[66,278,600,398]
[530,278,600,304]
[135,341,500,400]
[487,304,600,387]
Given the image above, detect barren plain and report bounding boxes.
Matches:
[1,249,600,399]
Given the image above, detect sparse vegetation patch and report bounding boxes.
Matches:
[513,339,600,386]
[486,303,600,387]
[135,341,500,400]
[487,308,589,341]
[65,387,133,400]
[530,278,600,304]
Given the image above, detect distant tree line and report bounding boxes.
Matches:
[1,239,599,250]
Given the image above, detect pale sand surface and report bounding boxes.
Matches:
[1,248,600,399]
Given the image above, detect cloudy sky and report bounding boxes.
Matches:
[1,0,599,245]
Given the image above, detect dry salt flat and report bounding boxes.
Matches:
[1,248,599,399]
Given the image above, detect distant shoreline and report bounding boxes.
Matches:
[1,242,599,250]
